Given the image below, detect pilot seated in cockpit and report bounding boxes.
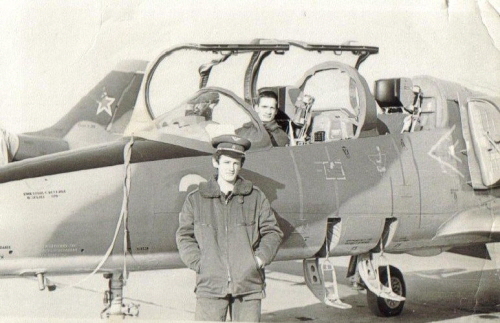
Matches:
[253,90,289,147]
[185,92,219,121]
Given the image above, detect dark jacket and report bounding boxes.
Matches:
[263,120,289,147]
[176,176,283,298]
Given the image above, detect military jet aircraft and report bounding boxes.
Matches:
[1,39,499,318]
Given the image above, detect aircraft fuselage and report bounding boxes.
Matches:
[1,111,497,277]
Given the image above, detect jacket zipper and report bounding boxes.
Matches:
[224,198,232,288]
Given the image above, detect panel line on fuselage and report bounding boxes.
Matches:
[289,148,304,220]
[407,135,423,228]
[391,136,407,186]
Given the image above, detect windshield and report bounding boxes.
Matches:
[153,88,261,143]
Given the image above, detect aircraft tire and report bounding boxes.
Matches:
[366,265,406,317]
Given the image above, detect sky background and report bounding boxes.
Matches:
[0,0,499,133]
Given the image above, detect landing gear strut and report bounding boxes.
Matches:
[101,272,139,318]
[303,255,407,316]
[303,258,352,309]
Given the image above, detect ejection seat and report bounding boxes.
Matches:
[374,77,454,134]
[293,61,379,142]
[374,78,421,134]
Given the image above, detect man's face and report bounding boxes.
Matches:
[255,97,278,122]
[213,154,242,184]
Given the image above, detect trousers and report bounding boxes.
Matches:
[195,294,261,322]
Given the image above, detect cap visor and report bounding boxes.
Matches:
[218,149,245,159]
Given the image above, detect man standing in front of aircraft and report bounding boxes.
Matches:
[176,134,283,322]
[254,90,290,147]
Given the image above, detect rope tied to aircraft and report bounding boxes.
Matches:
[122,136,134,282]
[60,136,135,290]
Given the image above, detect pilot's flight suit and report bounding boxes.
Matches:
[176,175,283,321]
[263,120,289,147]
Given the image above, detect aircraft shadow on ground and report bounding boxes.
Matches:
[264,259,500,322]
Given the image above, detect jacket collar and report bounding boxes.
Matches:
[263,119,280,131]
[199,175,253,198]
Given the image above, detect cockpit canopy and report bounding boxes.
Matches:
[126,40,379,150]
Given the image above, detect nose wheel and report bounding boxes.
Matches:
[366,265,406,317]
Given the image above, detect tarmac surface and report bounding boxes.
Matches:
[1,249,500,323]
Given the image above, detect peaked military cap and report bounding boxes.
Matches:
[211,134,251,156]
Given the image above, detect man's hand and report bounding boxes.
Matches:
[255,256,264,269]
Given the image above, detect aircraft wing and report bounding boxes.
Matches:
[447,244,491,260]
[434,201,500,246]
[0,135,213,184]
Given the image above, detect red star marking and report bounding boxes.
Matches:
[96,94,115,116]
